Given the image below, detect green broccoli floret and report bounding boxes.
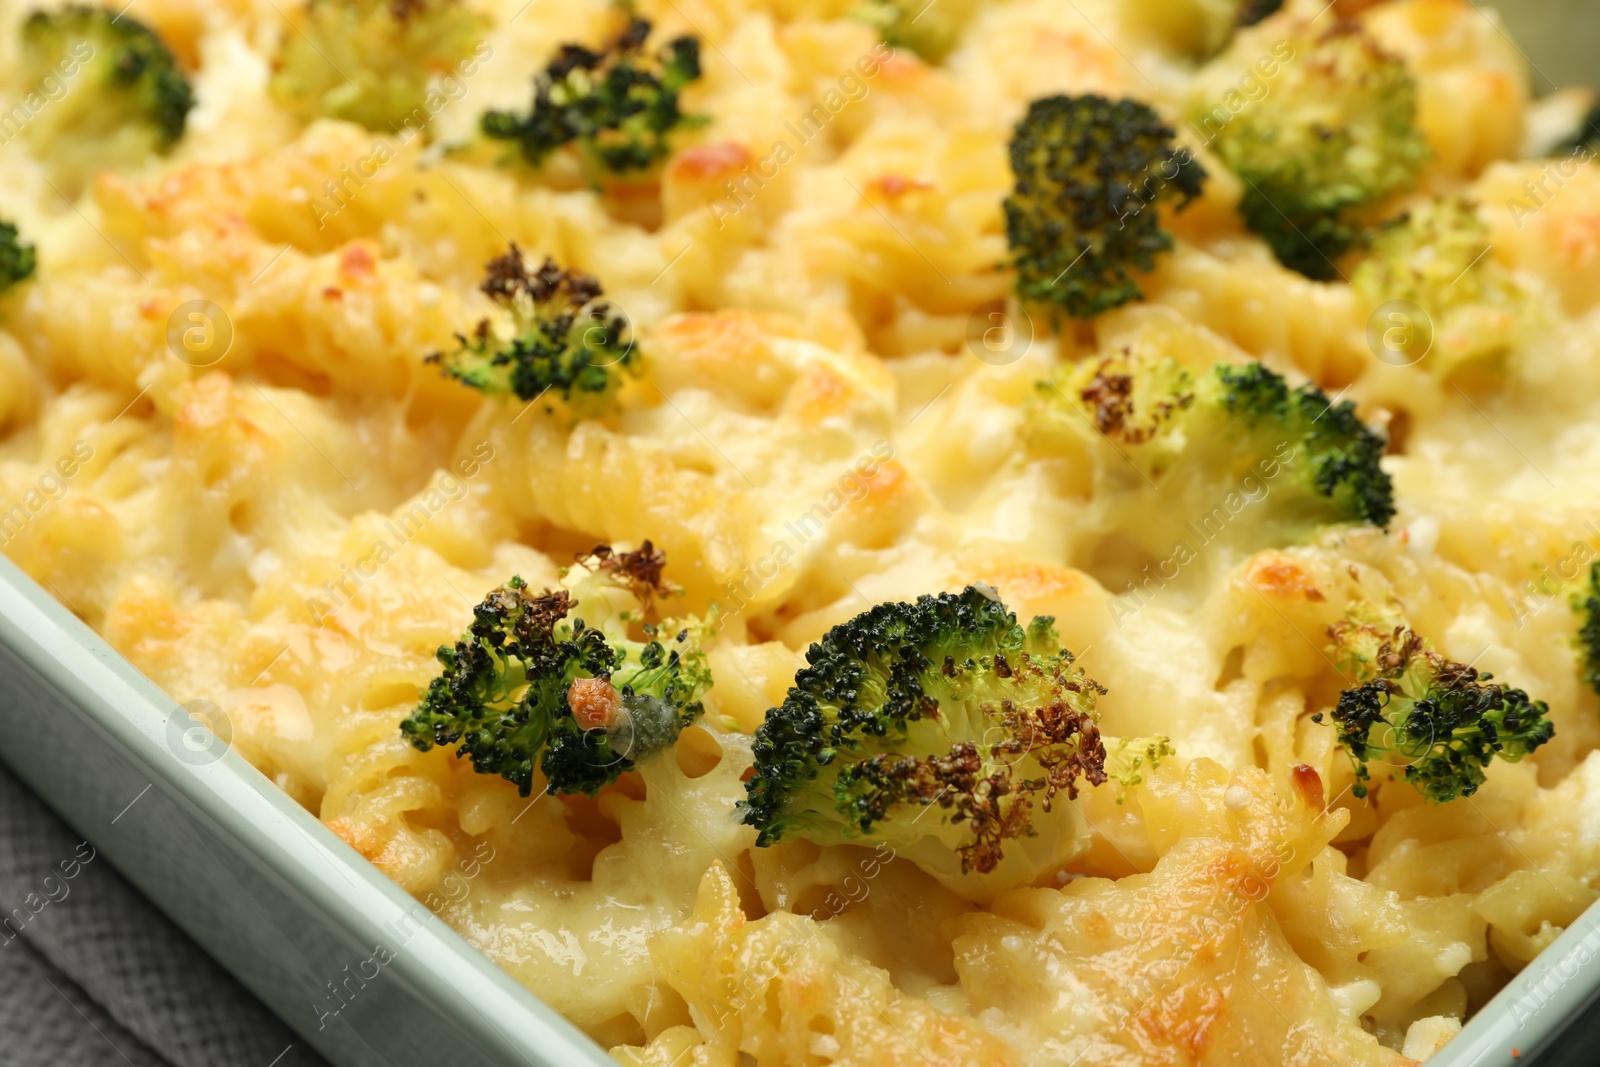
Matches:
[1315,620,1553,803]
[428,243,640,410]
[18,6,195,191]
[481,18,704,180]
[1353,198,1543,380]
[740,586,1168,896]
[270,0,487,132]
[1029,350,1394,558]
[1195,20,1429,280]
[401,542,713,797]
[0,222,37,295]
[1005,94,1207,321]
[851,0,974,63]
[1575,562,1600,698]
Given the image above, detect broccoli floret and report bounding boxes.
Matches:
[851,0,974,63]
[1315,621,1553,803]
[740,586,1168,895]
[1029,350,1394,553]
[1196,21,1429,280]
[1126,0,1285,59]
[18,6,195,191]
[428,243,640,410]
[1236,0,1283,27]
[1576,562,1600,698]
[401,542,713,796]
[1353,198,1542,380]
[1005,94,1207,321]
[270,0,488,132]
[0,222,37,295]
[1555,99,1600,156]
[481,18,704,179]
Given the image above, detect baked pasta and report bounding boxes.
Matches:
[2,0,1598,1063]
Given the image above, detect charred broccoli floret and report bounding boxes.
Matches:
[741,586,1167,896]
[1006,95,1206,320]
[1576,562,1600,698]
[1315,621,1553,803]
[851,0,974,63]
[270,0,488,132]
[1029,350,1394,557]
[1236,0,1283,26]
[1127,0,1285,59]
[0,222,37,295]
[481,18,703,179]
[18,6,195,191]
[1354,198,1543,379]
[428,243,639,410]
[1195,21,1429,280]
[1554,99,1600,156]
[401,543,712,797]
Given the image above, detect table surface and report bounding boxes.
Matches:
[0,759,328,1067]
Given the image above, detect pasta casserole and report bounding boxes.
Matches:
[2,0,1599,1063]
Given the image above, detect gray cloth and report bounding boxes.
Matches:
[0,762,328,1067]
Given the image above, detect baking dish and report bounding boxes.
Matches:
[0,553,613,1067]
[0,552,1596,1065]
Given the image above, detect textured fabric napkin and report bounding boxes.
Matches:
[0,761,328,1067]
